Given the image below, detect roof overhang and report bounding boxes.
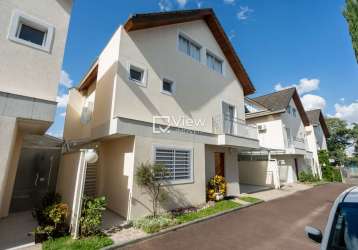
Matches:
[123,9,255,95]
[291,89,310,126]
[318,111,330,138]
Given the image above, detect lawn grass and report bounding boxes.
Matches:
[175,200,241,224]
[42,235,113,250]
[239,196,262,204]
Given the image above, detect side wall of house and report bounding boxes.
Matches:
[238,161,274,187]
[129,135,206,220]
[246,114,285,150]
[97,136,134,219]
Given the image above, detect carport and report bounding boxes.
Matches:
[238,148,281,193]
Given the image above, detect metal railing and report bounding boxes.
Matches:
[212,114,258,140]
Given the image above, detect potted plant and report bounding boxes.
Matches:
[207,175,227,201]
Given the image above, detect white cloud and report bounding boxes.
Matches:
[274,78,320,95]
[340,97,345,102]
[333,102,358,124]
[196,0,203,8]
[223,0,235,4]
[60,70,73,88]
[237,6,253,20]
[301,94,326,111]
[228,29,236,41]
[56,93,69,108]
[158,0,172,11]
[177,0,188,8]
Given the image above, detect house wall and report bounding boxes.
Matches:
[246,114,285,150]
[314,125,327,150]
[114,20,246,134]
[130,135,206,219]
[56,151,81,211]
[238,161,275,187]
[205,145,240,196]
[97,136,134,219]
[0,0,72,102]
[305,125,321,177]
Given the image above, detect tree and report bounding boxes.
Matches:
[344,0,358,63]
[326,118,351,165]
[350,123,358,160]
[135,163,168,217]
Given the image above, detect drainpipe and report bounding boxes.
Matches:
[70,149,98,239]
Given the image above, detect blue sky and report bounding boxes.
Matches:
[48,0,358,137]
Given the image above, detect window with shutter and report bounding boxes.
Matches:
[154,147,192,183]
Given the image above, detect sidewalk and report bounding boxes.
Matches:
[242,183,312,201]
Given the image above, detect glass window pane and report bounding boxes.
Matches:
[162,80,173,93]
[18,24,45,46]
[129,67,143,82]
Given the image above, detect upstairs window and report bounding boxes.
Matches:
[292,108,297,117]
[206,52,223,74]
[17,24,46,46]
[128,64,147,87]
[161,79,175,95]
[178,34,201,62]
[8,10,54,53]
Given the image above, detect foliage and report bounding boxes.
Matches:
[42,235,113,250]
[350,123,358,160]
[175,200,241,224]
[298,171,320,183]
[207,175,227,201]
[33,193,69,240]
[80,196,107,237]
[344,0,358,63]
[133,214,177,233]
[33,192,62,226]
[319,150,342,182]
[239,196,262,204]
[135,163,169,217]
[326,118,352,165]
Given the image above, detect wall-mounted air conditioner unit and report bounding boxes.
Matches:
[257,124,267,132]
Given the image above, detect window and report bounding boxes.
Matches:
[178,34,201,62]
[328,205,358,250]
[287,106,292,114]
[292,108,297,117]
[128,64,146,86]
[8,10,54,52]
[206,52,223,74]
[17,24,46,46]
[154,147,192,183]
[80,90,95,125]
[161,79,175,95]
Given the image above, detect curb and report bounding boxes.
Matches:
[102,200,264,250]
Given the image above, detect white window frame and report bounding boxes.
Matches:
[160,78,176,96]
[7,10,54,53]
[221,100,238,135]
[127,62,147,87]
[177,31,202,63]
[206,49,225,76]
[152,145,194,185]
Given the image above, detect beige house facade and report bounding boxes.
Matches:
[0,0,72,218]
[243,88,320,185]
[57,9,261,220]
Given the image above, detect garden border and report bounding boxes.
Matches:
[102,200,264,250]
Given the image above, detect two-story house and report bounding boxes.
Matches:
[305,109,329,178]
[0,0,72,218]
[57,9,261,221]
[243,88,315,185]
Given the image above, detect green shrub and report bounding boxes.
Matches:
[298,171,320,183]
[133,215,177,233]
[33,192,62,226]
[80,196,106,237]
[319,150,342,182]
[42,235,113,250]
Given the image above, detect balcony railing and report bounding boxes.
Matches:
[287,136,306,150]
[212,114,258,140]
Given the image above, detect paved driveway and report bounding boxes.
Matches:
[122,183,350,250]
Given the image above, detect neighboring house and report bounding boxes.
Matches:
[244,88,316,185]
[305,109,330,178]
[0,0,72,218]
[57,9,260,221]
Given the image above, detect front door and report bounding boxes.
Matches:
[214,152,225,177]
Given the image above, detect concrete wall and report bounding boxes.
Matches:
[238,161,274,187]
[246,114,285,150]
[97,136,134,219]
[130,135,206,219]
[56,152,81,211]
[0,116,23,217]
[314,125,327,150]
[305,125,321,177]
[205,145,240,196]
[0,0,72,101]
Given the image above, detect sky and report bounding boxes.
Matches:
[48,0,358,137]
